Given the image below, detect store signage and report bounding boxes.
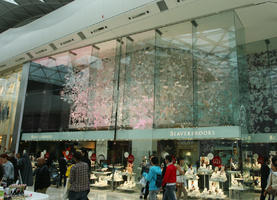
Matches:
[127,154,135,163]
[170,130,215,137]
[22,126,241,141]
[212,156,222,167]
[91,153,97,161]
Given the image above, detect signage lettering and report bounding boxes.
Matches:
[170,130,216,137]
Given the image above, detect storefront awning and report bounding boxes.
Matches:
[242,133,277,143]
[21,126,241,141]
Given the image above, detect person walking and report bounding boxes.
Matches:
[58,153,67,187]
[17,152,33,186]
[68,151,90,200]
[0,154,14,186]
[162,155,177,200]
[81,149,91,174]
[265,156,277,200]
[143,156,162,200]
[260,157,270,200]
[7,152,19,183]
[176,158,187,200]
[34,158,51,194]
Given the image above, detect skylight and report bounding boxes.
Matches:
[4,0,18,5]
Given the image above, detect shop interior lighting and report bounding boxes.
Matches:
[186,152,191,156]
[4,0,18,5]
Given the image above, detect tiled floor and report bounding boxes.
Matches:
[26,185,261,200]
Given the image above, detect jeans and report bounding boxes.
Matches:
[144,182,149,199]
[68,190,89,200]
[149,190,159,200]
[163,185,177,200]
[59,172,67,187]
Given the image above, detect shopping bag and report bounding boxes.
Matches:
[139,177,147,187]
[63,178,71,200]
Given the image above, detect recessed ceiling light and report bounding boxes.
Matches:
[4,0,18,5]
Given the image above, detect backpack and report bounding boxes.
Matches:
[155,174,162,188]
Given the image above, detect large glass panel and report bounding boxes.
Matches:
[0,67,22,150]
[155,22,193,128]
[120,31,155,130]
[235,11,249,133]
[23,52,72,133]
[193,11,239,126]
[245,37,277,134]
[66,42,117,130]
[119,31,156,180]
[23,41,118,133]
[269,38,277,133]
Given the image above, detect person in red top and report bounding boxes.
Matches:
[162,155,177,200]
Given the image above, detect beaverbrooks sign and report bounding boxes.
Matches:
[170,130,216,137]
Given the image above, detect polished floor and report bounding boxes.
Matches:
[26,185,262,200]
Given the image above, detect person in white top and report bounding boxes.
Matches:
[176,158,187,200]
[265,155,277,199]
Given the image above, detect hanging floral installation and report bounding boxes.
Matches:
[121,45,154,130]
[61,52,115,129]
[247,49,277,133]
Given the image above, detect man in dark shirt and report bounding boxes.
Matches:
[81,149,91,173]
[58,154,67,187]
[261,157,270,200]
[68,151,90,200]
[34,158,50,193]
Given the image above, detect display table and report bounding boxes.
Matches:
[25,191,49,200]
[229,187,247,199]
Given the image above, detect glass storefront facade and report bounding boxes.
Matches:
[0,67,22,151]
[16,10,277,197]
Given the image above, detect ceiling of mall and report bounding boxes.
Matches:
[0,0,73,33]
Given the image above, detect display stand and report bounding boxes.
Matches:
[227,170,249,199]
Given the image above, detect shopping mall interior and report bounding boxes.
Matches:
[0,0,277,199]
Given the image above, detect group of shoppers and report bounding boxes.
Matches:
[141,155,187,200]
[0,152,33,187]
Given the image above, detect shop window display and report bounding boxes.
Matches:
[0,68,22,150]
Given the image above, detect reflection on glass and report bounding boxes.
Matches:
[193,11,239,126]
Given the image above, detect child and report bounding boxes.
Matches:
[265,156,277,200]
